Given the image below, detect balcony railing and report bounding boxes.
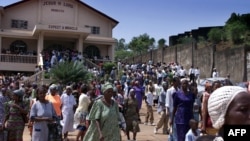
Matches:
[0,54,37,64]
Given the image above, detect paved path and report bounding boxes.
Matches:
[23,102,169,141]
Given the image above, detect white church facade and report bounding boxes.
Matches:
[0,0,118,72]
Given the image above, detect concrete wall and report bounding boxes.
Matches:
[125,44,250,83]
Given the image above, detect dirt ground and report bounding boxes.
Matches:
[23,101,169,141]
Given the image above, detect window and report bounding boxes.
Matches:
[11,19,28,29]
[91,26,100,34]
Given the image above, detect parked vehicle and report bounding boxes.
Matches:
[197,77,234,97]
[235,81,248,91]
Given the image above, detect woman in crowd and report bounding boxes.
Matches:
[0,88,9,140]
[170,79,196,141]
[61,85,77,140]
[201,81,221,135]
[132,80,144,122]
[124,88,140,141]
[74,84,90,141]
[45,84,62,119]
[189,82,201,122]
[29,86,57,141]
[207,86,250,141]
[3,89,29,141]
[83,82,121,141]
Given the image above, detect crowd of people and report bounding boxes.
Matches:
[0,59,249,141]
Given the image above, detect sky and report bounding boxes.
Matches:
[1,0,250,45]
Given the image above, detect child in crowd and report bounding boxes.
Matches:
[144,86,155,126]
[185,119,201,141]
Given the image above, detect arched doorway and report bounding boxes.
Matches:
[10,40,27,54]
[44,43,65,52]
[83,45,100,59]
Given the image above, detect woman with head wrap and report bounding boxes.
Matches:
[60,85,77,140]
[133,80,144,122]
[83,82,121,141]
[3,89,29,141]
[207,86,250,141]
[124,88,140,141]
[45,84,62,118]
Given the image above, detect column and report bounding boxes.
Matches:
[37,32,44,65]
[0,35,2,53]
[77,35,83,53]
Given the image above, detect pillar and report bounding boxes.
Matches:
[0,35,2,53]
[37,32,44,65]
[77,35,83,53]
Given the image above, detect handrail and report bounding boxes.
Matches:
[19,70,45,85]
[84,58,101,70]
[0,54,37,64]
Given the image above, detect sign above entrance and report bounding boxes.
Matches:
[42,0,74,13]
[48,25,78,31]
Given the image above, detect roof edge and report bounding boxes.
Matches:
[3,0,119,26]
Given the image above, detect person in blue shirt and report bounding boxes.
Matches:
[185,119,201,141]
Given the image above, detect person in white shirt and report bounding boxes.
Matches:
[144,86,155,126]
[194,67,200,84]
[212,68,219,78]
[50,51,57,67]
[154,82,169,134]
[61,86,77,140]
[178,66,186,79]
[74,84,91,141]
[165,77,180,141]
[189,66,195,83]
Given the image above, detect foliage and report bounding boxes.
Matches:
[224,21,248,44]
[224,13,250,44]
[49,61,93,85]
[114,50,134,62]
[208,28,224,44]
[177,36,192,44]
[44,72,50,79]
[197,36,208,48]
[102,62,116,74]
[158,38,166,49]
[128,33,155,55]
[115,38,127,51]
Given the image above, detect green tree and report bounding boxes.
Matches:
[114,50,134,61]
[225,21,248,44]
[129,33,155,55]
[226,13,240,24]
[115,38,126,51]
[158,38,166,49]
[102,62,116,74]
[208,28,224,44]
[49,61,93,85]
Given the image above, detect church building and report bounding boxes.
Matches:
[0,0,118,72]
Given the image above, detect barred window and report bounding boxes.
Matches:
[91,26,100,34]
[11,19,28,29]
